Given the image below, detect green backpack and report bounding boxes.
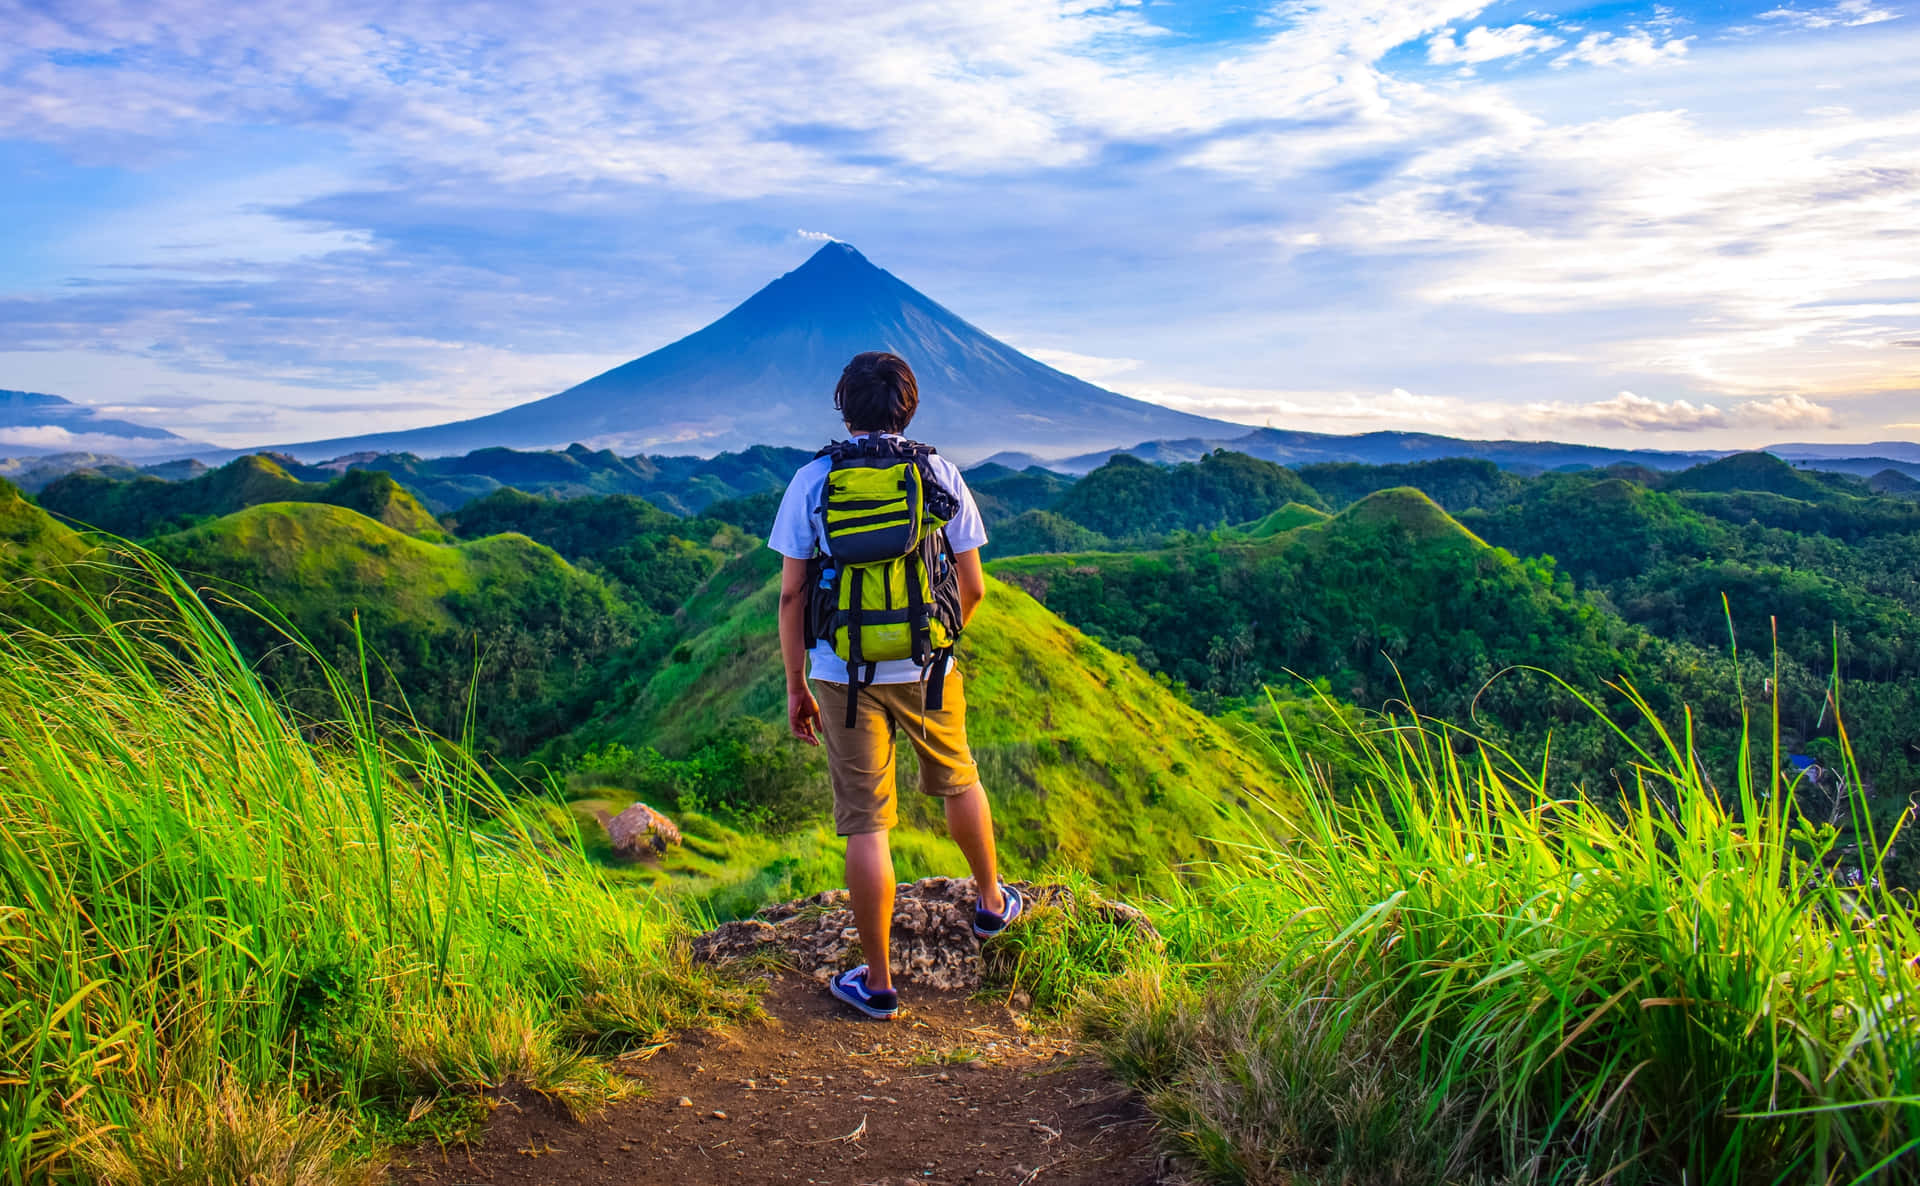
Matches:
[804,436,965,727]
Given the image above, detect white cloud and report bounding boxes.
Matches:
[1515,391,1835,431]
[1022,347,1145,381]
[1758,1,1900,29]
[1119,382,1838,439]
[0,425,183,456]
[0,0,1520,192]
[1552,30,1691,68]
[1428,24,1564,65]
[0,0,1914,450]
[1330,98,1920,401]
[1525,391,1728,430]
[1738,393,1840,427]
[796,229,836,242]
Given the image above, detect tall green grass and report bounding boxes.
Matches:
[0,558,748,1184]
[1085,677,1920,1185]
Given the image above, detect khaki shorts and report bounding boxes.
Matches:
[811,673,981,835]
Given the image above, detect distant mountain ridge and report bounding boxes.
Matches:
[985,427,1920,479]
[267,242,1243,463]
[987,427,1728,475]
[0,391,210,460]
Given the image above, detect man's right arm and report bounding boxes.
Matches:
[778,556,822,745]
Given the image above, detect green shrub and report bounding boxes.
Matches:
[572,716,827,832]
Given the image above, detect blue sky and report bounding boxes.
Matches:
[0,0,1915,452]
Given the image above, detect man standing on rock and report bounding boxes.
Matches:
[769,350,1023,1020]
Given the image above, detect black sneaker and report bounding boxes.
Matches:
[972,883,1024,940]
[828,964,899,1019]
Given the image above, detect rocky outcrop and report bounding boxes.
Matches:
[692,876,1157,992]
[595,802,681,858]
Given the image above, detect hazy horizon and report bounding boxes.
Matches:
[2,1,1916,455]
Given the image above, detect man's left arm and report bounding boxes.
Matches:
[940,461,989,627]
[953,548,986,626]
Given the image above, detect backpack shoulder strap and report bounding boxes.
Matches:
[897,440,959,521]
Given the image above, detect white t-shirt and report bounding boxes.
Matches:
[767,436,988,684]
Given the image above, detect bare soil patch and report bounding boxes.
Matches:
[391,975,1169,1185]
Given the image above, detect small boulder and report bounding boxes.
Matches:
[596,802,682,858]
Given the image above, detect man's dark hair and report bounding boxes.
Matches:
[834,351,919,434]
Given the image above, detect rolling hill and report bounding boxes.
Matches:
[550,547,1283,885]
[148,502,636,754]
[1049,450,1324,540]
[990,488,1672,763]
[323,442,819,514]
[0,477,92,578]
[268,242,1242,463]
[38,454,445,541]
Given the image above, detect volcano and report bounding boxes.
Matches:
[269,242,1244,462]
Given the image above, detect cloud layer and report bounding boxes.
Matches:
[0,0,1914,449]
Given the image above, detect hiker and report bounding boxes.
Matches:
[769,350,1023,1020]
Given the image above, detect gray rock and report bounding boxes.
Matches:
[690,876,1159,992]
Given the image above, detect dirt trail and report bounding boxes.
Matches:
[391,973,1170,1185]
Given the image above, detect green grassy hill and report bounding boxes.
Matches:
[983,508,1109,558]
[965,463,1078,526]
[37,453,446,541]
[993,487,1686,774]
[345,442,816,514]
[1294,457,1523,512]
[553,548,1283,886]
[1,477,90,571]
[0,477,102,630]
[1051,451,1325,540]
[1462,474,1729,585]
[444,488,751,615]
[1654,452,1920,542]
[1871,468,1920,497]
[1240,501,1329,538]
[1664,451,1836,498]
[149,502,635,754]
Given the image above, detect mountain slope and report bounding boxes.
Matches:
[555,548,1282,883]
[271,243,1241,463]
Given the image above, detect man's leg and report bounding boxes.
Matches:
[845,830,896,991]
[888,674,1007,917]
[812,678,901,1000]
[943,784,1005,915]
